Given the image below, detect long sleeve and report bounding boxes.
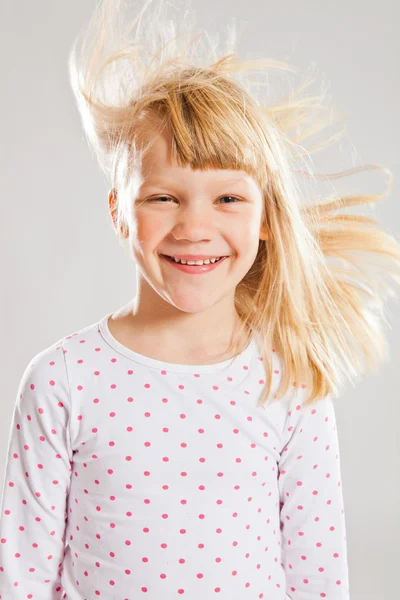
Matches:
[0,340,72,599]
[278,391,350,599]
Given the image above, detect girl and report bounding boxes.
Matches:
[1,0,399,598]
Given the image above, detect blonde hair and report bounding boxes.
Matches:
[68,0,400,407]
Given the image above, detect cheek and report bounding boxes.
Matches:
[233,216,260,249]
[134,213,165,247]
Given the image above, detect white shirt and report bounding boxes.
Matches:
[0,312,350,599]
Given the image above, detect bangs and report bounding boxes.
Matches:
[146,79,269,187]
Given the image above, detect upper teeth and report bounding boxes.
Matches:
[169,256,223,265]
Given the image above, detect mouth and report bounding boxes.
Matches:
[159,254,229,274]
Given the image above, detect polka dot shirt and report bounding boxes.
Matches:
[0,312,350,599]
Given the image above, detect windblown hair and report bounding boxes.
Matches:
[68,0,400,407]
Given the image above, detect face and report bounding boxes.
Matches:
[110,127,268,317]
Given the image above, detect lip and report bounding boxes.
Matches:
[160,254,229,274]
[160,254,229,260]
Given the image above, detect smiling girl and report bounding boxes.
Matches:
[1,0,400,598]
[106,122,268,367]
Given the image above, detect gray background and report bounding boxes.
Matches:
[1,1,399,598]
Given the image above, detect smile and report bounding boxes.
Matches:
[160,254,229,274]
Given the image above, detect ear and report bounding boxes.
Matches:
[108,188,117,228]
[108,187,117,212]
[259,223,269,241]
[108,188,129,238]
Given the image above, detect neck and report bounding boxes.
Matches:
[115,286,249,360]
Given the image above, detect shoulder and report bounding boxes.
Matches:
[17,317,101,406]
[20,337,66,391]
[269,350,336,420]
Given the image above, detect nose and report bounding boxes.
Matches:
[171,205,215,240]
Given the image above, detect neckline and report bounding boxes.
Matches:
[97,312,257,374]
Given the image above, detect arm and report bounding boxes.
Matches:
[278,391,350,599]
[0,340,72,599]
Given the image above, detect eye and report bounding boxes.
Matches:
[218,195,241,204]
[150,196,174,203]
[149,195,241,204]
